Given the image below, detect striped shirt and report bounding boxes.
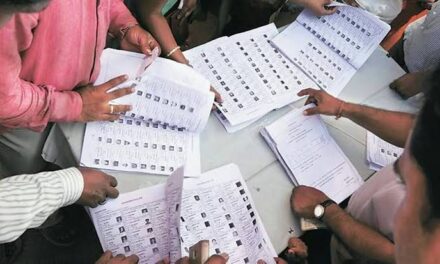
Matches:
[404,1,440,72]
[0,168,83,243]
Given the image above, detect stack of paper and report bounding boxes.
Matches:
[366,131,403,171]
[272,3,390,96]
[80,49,214,176]
[260,105,364,203]
[186,4,389,133]
[185,24,315,133]
[89,164,277,264]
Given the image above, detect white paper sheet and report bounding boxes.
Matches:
[185,24,313,130]
[96,49,214,133]
[89,164,277,264]
[179,164,277,264]
[81,49,215,175]
[89,167,185,264]
[296,4,390,69]
[366,131,403,171]
[261,105,364,203]
[271,4,390,96]
[80,117,201,176]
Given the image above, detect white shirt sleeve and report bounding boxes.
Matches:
[0,167,84,243]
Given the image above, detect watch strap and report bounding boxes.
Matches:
[320,199,336,208]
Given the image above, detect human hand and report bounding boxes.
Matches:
[286,237,308,261]
[76,75,134,122]
[210,86,223,104]
[290,186,328,218]
[77,168,119,208]
[389,72,426,99]
[256,258,289,264]
[419,0,436,10]
[293,0,337,16]
[96,251,139,264]
[297,88,344,116]
[121,25,161,56]
[157,254,228,264]
[177,0,198,21]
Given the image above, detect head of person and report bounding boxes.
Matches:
[394,65,440,264]
[0,0,50,27]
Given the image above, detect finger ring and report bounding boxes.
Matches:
[109,104,114,114]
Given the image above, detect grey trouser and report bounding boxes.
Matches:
[0,125,52,178]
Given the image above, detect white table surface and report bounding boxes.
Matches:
[43,47,416,254]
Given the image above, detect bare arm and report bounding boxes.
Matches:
[323,204,395,263]
[298,88,415,147]
[291,186,395,264]
[137,0,188,64]
[340,103,414,147]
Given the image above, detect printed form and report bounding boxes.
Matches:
[261,105,364,203]
[80,49,213,176]
[89,164,277,264]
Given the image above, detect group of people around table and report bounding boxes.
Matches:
[0,0,439,263]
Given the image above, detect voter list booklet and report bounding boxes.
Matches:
[80,49,214,176]
[184,24,316,133]
[272,2,390,97]
[89,164,277,264]
[366,131,403,171]
[260,105,364,203]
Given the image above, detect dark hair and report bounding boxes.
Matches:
[410,65,440,219]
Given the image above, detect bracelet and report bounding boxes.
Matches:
[335,101,345,120]
[166,46,181,57]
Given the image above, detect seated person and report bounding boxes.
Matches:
[126,0,198,65]
[291,67,440,264]
[289,84,417,263]
[0,0,160,177]
[389,0,440,98]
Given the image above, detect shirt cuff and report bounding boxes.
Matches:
[57,167,84,207]
[50,90,83,122]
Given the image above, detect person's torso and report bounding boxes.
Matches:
[20,0,113,91]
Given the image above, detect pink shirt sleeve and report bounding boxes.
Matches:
[0,14,82,132]
[108,0,139,39]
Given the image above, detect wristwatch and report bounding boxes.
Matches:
[314,199,336,220]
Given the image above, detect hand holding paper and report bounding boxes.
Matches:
[76,75,134,122]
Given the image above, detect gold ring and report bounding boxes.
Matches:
[109,104,114,114]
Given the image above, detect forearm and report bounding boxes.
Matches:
[341,103,414,147]
[0,84,82,131]
[138,11,188,64]
[323,205,395,263]
[0,168,83,243]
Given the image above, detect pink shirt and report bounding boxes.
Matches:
[0,0,137,131]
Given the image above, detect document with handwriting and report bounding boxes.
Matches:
[272,3,390,96]
[260,105,364,203]
[80,49,213,175]
[89,164,277,264]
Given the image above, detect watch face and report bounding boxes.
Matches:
[314,204,325,218]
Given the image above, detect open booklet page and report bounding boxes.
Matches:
[179,164,277,264]
[80,116,201,176]
[96,49,214,133]
[89,167,185,264]
[80,49,211,175]
[185,24,314,129]
[261,105,364,203]
[89,164,277,264]
[366,131,403,171]
[271,4,390,96]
